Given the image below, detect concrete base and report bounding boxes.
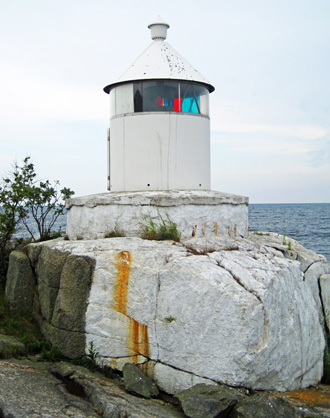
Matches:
[65,190,249,240]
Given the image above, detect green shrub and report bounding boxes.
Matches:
[0,157,74,280]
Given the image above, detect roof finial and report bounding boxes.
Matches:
[148,16,170,41]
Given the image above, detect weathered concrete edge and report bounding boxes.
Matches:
[66,190,249,209]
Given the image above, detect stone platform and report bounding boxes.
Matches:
[65,190,249,240]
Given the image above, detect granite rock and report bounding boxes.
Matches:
[5,233,327,393]
[175,383,246,418]
[123,362,159,398]
[230,394,298,418]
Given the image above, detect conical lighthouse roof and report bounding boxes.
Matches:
[104,18,215,94]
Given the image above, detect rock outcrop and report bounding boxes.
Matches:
[2,359,330,417]
[5,232,329,393]
[175,384,247,418]
[0,359,185,418]
[0,335,27,358]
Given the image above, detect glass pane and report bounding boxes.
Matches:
[193,84,209,116]
[179,83,209,115]
[111,81,209,117]
[134,83,143,112]
[115,84,134,115]
[199,92,209,116]
[141,81,178,112]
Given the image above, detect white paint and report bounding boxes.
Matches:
[66,190,249,240]
[110,113,210,192]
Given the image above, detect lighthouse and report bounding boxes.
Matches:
[65,18,248,241]
[103,17,215,192]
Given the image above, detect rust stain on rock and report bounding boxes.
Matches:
[113,251,131,315]
[113,250,150,361]
[129,317,150,360]
[279,385,330,409]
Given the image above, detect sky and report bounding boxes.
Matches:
[0,0,329,203]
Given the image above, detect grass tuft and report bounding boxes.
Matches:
[140,214,181,242]
[104,226,125,238]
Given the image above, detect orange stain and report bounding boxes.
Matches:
[113,251,131,315]
[281,387,330,408]
[113,250,150,360]
[129,317,150,361]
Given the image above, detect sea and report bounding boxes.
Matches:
[249,203,330,263]
[13,203,330,263]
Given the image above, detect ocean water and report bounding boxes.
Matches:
[14,203,330,263]
[249,203,330,262]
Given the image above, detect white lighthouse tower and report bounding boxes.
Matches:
[104,17,215,192]
[65,18,249,240]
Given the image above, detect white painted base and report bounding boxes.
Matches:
[65,190,249,240]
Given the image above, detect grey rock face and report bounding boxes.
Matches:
[249,231,330,330]
[50,361,184,417]
[175,383,246,418]
[5,240,95,359]
[0,360,185,418]
[320,274,330,331]
[123,362,159,398]
[4,232,328,393]
[5,250,36,315]
[0,334,27,358]
[0,360,100,418]
[230,394,298,418]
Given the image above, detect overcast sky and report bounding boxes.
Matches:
[1,0,329,203]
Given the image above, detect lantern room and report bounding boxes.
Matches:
[104,17,215,192]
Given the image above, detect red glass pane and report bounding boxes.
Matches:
[174,98,182,112]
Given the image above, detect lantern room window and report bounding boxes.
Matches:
[110,81,209,118]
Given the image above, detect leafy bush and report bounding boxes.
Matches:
[16,157,74,241]
[140,214,181,242]
[0,158,33,277]
[0,157,74,279]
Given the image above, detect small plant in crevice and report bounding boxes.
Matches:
[104,225,125,238]
[38,342,65,362]
[140,213,181,242]
[164,316,175,323]
[85,341,99,368]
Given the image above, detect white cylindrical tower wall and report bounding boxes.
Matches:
[110,113,210,191]
[104,19,214,193]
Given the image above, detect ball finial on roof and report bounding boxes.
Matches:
[148,16,170,40]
